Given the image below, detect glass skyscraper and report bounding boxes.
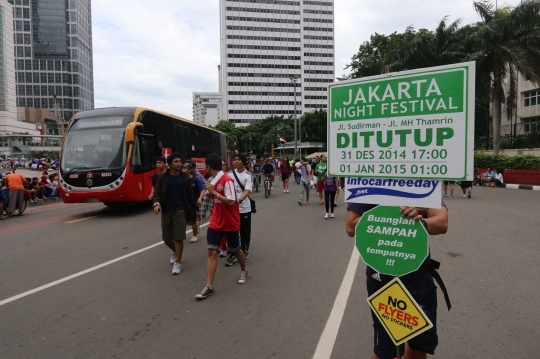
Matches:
[10,0,94,121]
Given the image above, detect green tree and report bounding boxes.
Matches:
[467,0,540,153]
[300,109,327,142]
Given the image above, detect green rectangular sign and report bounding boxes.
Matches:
[327,62,475,181]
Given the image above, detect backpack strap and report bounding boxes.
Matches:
[429,260,451,311]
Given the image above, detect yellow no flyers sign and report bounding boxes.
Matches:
[367,277,433,346]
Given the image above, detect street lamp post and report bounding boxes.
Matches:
[290,75,298,158]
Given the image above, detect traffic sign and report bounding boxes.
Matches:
[328,62,475,181]
[367,277,433,346]
[355,206,429,276]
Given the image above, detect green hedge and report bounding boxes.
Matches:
[474,153,540,170]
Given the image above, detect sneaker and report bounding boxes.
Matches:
[463,194,467,198]
[195,285,214,300]
[283,190,286,193]
[170,252,176,265]
[324,213,329,219]
[443,194,448,197]
[330,213,335,218]
[238,270,249,284]
[286,190,289,193]
[219,250,228,257]
[190,235,198,243]
[298,201,303,206]
[468,190,471,199]
[225,255,237,267]
[334,203,338,207]
[172,261,181,275]
[450,195,454,198]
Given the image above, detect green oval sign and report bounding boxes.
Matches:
[355,206,429,276]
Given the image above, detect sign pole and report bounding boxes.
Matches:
[396,346,401,359]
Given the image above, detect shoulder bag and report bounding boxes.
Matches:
[232,170,256,214]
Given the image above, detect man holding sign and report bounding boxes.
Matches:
[346,204,448,359]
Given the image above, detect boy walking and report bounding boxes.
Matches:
[195,153,248,300]
[153,153,196,275]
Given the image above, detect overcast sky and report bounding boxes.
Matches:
[92,0,522,119]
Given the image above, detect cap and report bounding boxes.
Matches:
[182,163,193,169]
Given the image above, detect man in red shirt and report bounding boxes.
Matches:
[196,153,248,300]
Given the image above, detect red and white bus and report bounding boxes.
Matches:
[59,107,235,206]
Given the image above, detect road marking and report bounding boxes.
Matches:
[312,247,360,359]
[0,222,210,307]
[65,215,101,224]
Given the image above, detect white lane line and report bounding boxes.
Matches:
[0,223,209,307]
[312,247,360,359]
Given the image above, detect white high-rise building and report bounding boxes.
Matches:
[0,0,36,134]
[193,92,222,127]
[219,0,334,125]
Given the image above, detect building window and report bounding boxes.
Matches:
[303,18,333,23]
[228,54,301,61]
[304,35,333,41]
[228,63,301,69]
[304,104,328,108]
[226,7,300,15]
[303,9,333,15]
[524,90,539,107]
[226,0,300,5]
[228,73,301,79]
[303,0,332,5]
[304,52,333,58]
[303,27,333,32]
[228,44,300,51]
[227,16,300,24]
[227,25,300,33]
[227,35,301,42]
[304,61,334,66]
[523,116,540,132]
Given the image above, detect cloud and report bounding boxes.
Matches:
[92,0,523,119]
[92,0,221,119]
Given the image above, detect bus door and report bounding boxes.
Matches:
[132,130,155,199]
[139,133,155,198]
[174,125,191,161]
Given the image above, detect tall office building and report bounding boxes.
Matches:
[10,0,94,121]
[0,0,37,133]
[219,0,334,125]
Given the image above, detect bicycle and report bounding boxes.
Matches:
[263,175,272,198]
[1,194,28,218]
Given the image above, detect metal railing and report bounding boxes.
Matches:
[475,124,540,150]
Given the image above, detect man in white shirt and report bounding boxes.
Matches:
[490,169,504,187]
[228,153,253,265]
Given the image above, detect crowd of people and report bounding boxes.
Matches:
[0,169,60,219]
[146,152,350,299]
[1,157,59,172]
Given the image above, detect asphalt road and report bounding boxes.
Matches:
[0,182,539,359]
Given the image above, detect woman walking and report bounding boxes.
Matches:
[279,156,293,193]
[322,170,338,219]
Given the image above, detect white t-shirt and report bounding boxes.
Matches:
[230,169,253,213]
[295,161,301,173]
[495,173,504,183]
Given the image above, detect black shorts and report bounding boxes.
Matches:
[443,181,455,185]
[461,181,473,188]
[207,227,241,253]
[367,274,438,359]
[281,174,290,181]
[185,206,199,224]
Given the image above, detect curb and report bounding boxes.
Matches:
[27,197,62,207]
[503,184,540,191]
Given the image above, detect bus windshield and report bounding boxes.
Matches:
[61,116,129,173]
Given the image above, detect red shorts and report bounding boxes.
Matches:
[317,180,324,192]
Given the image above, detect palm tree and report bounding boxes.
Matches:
[468,0,540,153]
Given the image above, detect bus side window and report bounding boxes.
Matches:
[131,133,143,174]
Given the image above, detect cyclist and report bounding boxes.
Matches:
[261,158,276,191]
